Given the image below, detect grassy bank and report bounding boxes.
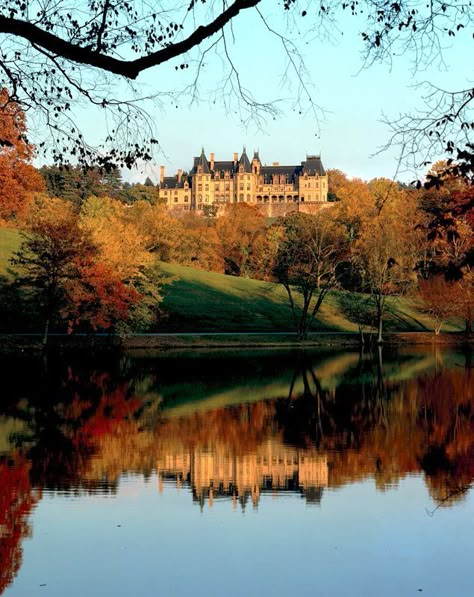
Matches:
[158,262,461,334]
[0,226,463,335]
[0,227,21,276]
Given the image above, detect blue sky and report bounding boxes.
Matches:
[64,2,472,184]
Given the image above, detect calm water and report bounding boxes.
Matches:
[0,347,472,596]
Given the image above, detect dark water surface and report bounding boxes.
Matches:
[0,347,472,596]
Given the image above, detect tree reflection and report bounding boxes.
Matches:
[0,454,40,594]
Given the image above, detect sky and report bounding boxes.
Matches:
[43,1,472,185]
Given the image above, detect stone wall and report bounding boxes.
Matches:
[255,201,333,219]
[168,201,334,219]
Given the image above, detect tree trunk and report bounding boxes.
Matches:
[465,318,472,335]
[377,313,383,344]
[43,318,50,346]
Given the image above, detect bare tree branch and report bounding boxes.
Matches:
[0,0,261,79]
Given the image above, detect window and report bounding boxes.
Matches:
[198,194,202,200]
[205,195,209,202]
[198,184,202,191]
[247,194,251,201]
[174,198,178,203]
[205,185,209,191]
[239,194,244,201]
[184,196,188,202]
[246,184,250,191]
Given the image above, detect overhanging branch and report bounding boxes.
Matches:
[0,0,261,79]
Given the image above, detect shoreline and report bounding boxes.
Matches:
[0,331,472,353]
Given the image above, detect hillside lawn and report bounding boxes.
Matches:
[0,226,462,334]
[158,264,461,334]
[0,227,21,276]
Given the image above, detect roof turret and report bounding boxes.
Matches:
[193,148,210,174]
[238,147,252,173]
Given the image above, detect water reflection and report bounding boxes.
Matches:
[0,347,472,593]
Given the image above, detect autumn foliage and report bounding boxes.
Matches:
[0,90,44,221]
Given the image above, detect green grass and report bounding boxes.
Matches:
[159,262,461,333]
[0,227,21,276]
[0,227,462,333]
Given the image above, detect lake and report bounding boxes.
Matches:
[0,347,472,596]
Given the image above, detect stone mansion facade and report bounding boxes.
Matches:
[158,148,328,215]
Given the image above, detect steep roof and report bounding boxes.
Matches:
[192,148,210,174]
[212,160,235,175]
[160,175,186,189]
[301,155,326,176]
[238,149,252,173]
[260,165,303,184]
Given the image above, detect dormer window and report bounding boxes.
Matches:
[197,165,202,174]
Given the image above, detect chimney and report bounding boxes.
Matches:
[160,165,165,184]
[233,152,238,164]
[177,169,182,183]
[272,162,279,166]
[210,152,215,170]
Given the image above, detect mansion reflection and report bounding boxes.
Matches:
[157,441,329,509]
[0,347,472,592]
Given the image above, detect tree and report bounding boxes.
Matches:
[416,179,473,333]
[326,169,349,203]
[353,208,420,344]
[0,89,44,221]
[333,177,375,243]
[418,276,458,335]
[216,203,266,277]
[120,183,161,205]
[124,201,180,260]
[271,211,348,339]
[79,196,153,280]
[66,262,142,333]
[171,214,224,273]
[0,2,472,171]
[418,184,474,278]
[11,200,98,343]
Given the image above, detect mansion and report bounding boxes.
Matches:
[158,148,328,214]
